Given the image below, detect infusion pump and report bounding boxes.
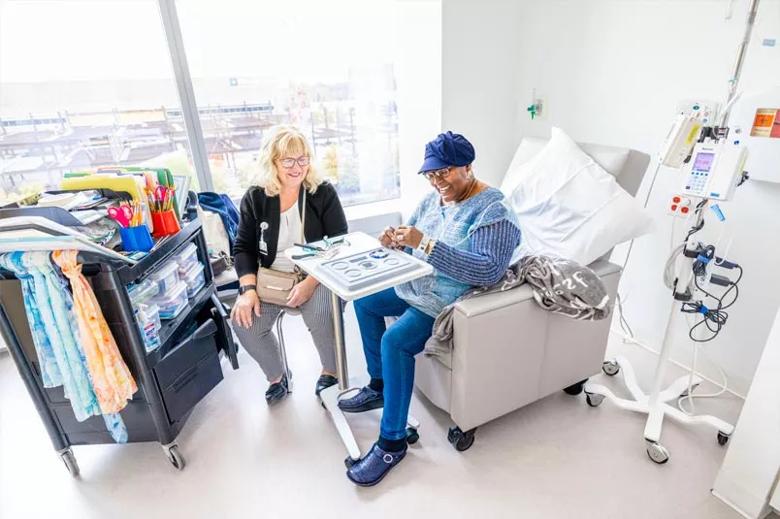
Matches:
[681,140,747,201]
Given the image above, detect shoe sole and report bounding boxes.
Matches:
[346,451,406,487]
[338,399,384,413]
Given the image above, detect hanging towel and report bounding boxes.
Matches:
[52,250,137,414]
[0,251,129,442]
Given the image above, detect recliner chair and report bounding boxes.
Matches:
[413,137,650,451]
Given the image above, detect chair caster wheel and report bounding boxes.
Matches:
[646,441,670,464]
[602,360,620,376]
[717,431,730,446]
[406,427,420,445]
[563,379,588,396]
[344,456,359,469]
[447,426,476,452]
[585,392,605,407]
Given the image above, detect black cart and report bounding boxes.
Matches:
[0,215,239,476]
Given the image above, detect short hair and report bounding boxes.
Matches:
[257,124,323,197]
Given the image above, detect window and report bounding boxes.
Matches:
[0,0,197,205]
[175,0,401,205]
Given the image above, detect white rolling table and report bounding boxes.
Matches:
[285,231,434,463]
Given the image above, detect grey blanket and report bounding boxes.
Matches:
[423,255,611,358]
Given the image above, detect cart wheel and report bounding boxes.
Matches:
[344,456,358,469]
[406,427,420,445]
[585,392,605,407]
[60,449,80,478]
[602,361,620,376]
[646,441,670,464]
[447,426,476,452]
[717,431,730,446]
[164,445,186,471]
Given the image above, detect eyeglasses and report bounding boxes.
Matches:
[278,156,311,168]
[423,167,454,181]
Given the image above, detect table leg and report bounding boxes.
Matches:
[321,292,361,460]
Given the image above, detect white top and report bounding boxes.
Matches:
[284,231,433,302]
[270,203,301,273]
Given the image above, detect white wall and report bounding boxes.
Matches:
[441,0,524,187]
[437,0,780,394]
[396,0,443,219]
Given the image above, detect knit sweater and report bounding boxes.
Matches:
[394,187,522,318]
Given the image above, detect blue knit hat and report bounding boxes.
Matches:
[418,131,475,173]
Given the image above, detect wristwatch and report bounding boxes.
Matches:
[238,284,257,295]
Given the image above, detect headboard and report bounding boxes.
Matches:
[505,137,651,197]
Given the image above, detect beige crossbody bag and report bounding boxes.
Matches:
[256,195,306,307]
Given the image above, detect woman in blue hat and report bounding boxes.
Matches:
[339,131,522,486]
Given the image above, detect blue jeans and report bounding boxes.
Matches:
[353,288,435,441]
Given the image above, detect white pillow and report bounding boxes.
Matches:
[508,127,653,266]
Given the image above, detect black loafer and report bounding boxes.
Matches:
[337,385,384,413]
[265,373,290,405]
[315,374,338,396]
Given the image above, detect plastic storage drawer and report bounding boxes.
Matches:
[172,243,199,274]
[149,262,180,294]
[180,262,206,298]
[149,281,189,320]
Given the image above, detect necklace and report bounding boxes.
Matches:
[455,177,479,203]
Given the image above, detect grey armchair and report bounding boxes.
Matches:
[413,137,650,451]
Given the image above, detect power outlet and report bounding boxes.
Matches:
[668,194,694,218]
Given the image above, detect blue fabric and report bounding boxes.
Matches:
[427,219,521,286]
[0,251,128,443]
[198,192,240,254]
[354,288,434,441]
[419,131,475,173]
[394,187,520,317]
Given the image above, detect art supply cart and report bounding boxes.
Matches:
[0,210,238,476]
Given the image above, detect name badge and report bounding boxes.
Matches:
[259,221,269,255]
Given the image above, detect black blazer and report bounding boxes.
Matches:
[233,182,348,277]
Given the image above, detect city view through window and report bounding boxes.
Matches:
[0,0,401,206]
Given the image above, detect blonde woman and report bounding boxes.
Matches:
[231,125,348,404]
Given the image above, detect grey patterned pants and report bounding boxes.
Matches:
[231,283,338,382]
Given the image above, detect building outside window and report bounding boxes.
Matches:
[0,0,402,207]
[175,0,401,205]
[0,0,198,205]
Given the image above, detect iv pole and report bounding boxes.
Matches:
[582,0,759,464]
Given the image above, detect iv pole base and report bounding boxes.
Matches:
[583,355,735,464]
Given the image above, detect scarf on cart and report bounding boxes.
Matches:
[52,250,137,413]
[0,251,129,443]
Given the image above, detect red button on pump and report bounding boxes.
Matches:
[673,196,681,203]
[671,204,678,211]
[681,206,689,214]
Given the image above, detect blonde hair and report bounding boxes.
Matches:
[257,124,323,197]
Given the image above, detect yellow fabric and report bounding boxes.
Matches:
[52,250,137,414]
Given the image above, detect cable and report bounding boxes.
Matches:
[676,313,730,415]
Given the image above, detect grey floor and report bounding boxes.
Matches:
[0,306,763,519]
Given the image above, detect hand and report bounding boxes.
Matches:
[392,225,424,249]
[378,226,398,248]
[287,277,317,308]
[230,290,261,329]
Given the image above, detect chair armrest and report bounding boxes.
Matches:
[452,259,620,318]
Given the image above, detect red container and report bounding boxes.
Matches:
[151,210,181,238]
